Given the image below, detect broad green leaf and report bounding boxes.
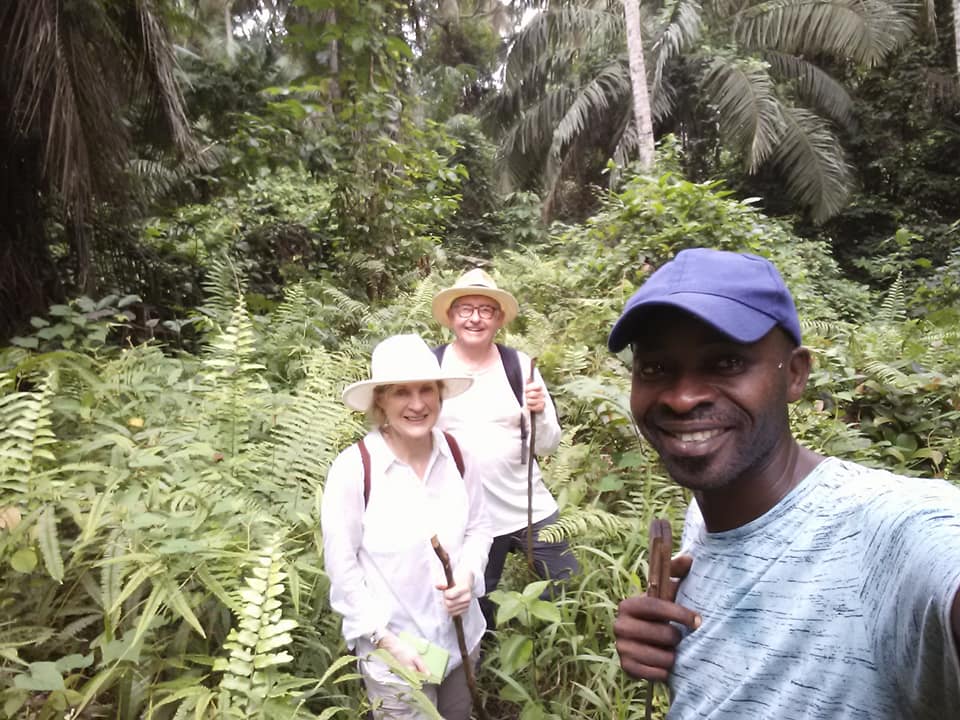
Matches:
[10,548,37,573]
[14,662,64,691]
[498,634,533,674]
[529,600,561,624]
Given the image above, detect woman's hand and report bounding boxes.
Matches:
[436,568,474,617]
[377,633,428,674]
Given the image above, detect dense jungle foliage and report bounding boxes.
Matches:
[2,0,960,718]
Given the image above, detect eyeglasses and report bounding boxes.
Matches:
[452,303,499,320]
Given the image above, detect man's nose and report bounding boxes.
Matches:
[658,372,714,415]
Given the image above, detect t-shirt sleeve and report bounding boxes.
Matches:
[859,475,960,714]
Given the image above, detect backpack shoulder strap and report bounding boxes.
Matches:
[357,438,372,508]
[442,431,465,477]
[432,344,448,364]
[360,433,462,506]
[496,343,524,407]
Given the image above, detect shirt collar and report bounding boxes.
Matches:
[367,427,451,475]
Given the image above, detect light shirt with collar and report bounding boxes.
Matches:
[321,427,491,682]
[437,346,562,536]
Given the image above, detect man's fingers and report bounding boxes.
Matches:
[614,608,687,649]
[669,553,694,579]
[664,553,694,601]
[618,653,672,683]
[614,595,697,682]
[617,595,701,631]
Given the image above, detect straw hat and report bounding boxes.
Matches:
[431,268,519,328]
[341,334,474,412]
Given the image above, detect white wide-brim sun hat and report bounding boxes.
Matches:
[431,268,519,328]
[341,334,474,412]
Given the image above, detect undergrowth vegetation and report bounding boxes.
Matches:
[3,175,960,719]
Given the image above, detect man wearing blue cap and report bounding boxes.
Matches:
[610,248,960,718]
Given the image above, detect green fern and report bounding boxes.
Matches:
[201,254,247,324]
[215,540,305,717]
[537,506,630,543]
[878,272,907,322]
[0,373,58,493]
[201,296,268,457]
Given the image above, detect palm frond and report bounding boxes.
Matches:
[733,0,916,68]
[763,50,855,128]
[503,5,623,88]
[544,62,632,192]
[767,105,852,223]
[127,0,196,154]
[2,0,195,222]
[703,56,785,171]
[652,0,704,89]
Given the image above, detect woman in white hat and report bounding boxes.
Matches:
[321,334,492,719]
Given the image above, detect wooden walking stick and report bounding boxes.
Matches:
[644,518,673,720]
[525,357,538,573]
[431,535,490,720]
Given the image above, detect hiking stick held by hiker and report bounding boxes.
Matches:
[431,535,490,720]
[645,518,673,720]
[525,357,538,573]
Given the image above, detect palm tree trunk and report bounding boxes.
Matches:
[622,0,655,170]
[224,0,235,60]
[954,0,960,82]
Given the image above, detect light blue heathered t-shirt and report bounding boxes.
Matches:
[671,457,960,719]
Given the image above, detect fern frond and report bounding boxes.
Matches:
[201,296,268,457]
[215,540,298,715]
[878,273,907,322]
[538,506,630,543]
[319,285,373,328]
[0,372,58,493]
[201,254,246,323]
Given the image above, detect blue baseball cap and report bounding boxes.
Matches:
[607,248,802,352]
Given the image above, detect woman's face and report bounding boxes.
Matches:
[376,381,441,444]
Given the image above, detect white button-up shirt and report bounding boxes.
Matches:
[321,428,491,681]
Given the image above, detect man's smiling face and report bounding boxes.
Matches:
[629,307,797,492]
[448,294,504,350]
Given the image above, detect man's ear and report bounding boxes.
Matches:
[786,346,812,402]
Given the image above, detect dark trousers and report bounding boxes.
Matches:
[479,511,579,630]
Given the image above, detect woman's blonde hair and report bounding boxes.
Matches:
[365,381,446,428]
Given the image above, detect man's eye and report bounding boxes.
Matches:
[714,356,745,372]
[635,361,665,378]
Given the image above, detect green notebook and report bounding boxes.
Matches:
[398,632,450,684]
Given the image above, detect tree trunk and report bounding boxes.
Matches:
[955,0,960,82]
[622,0,655,170]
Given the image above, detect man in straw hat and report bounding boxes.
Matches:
[323,334,491,719]
[431,269,579,629]
[608,249,960,718]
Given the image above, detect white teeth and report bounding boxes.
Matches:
[676,429,722,442]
